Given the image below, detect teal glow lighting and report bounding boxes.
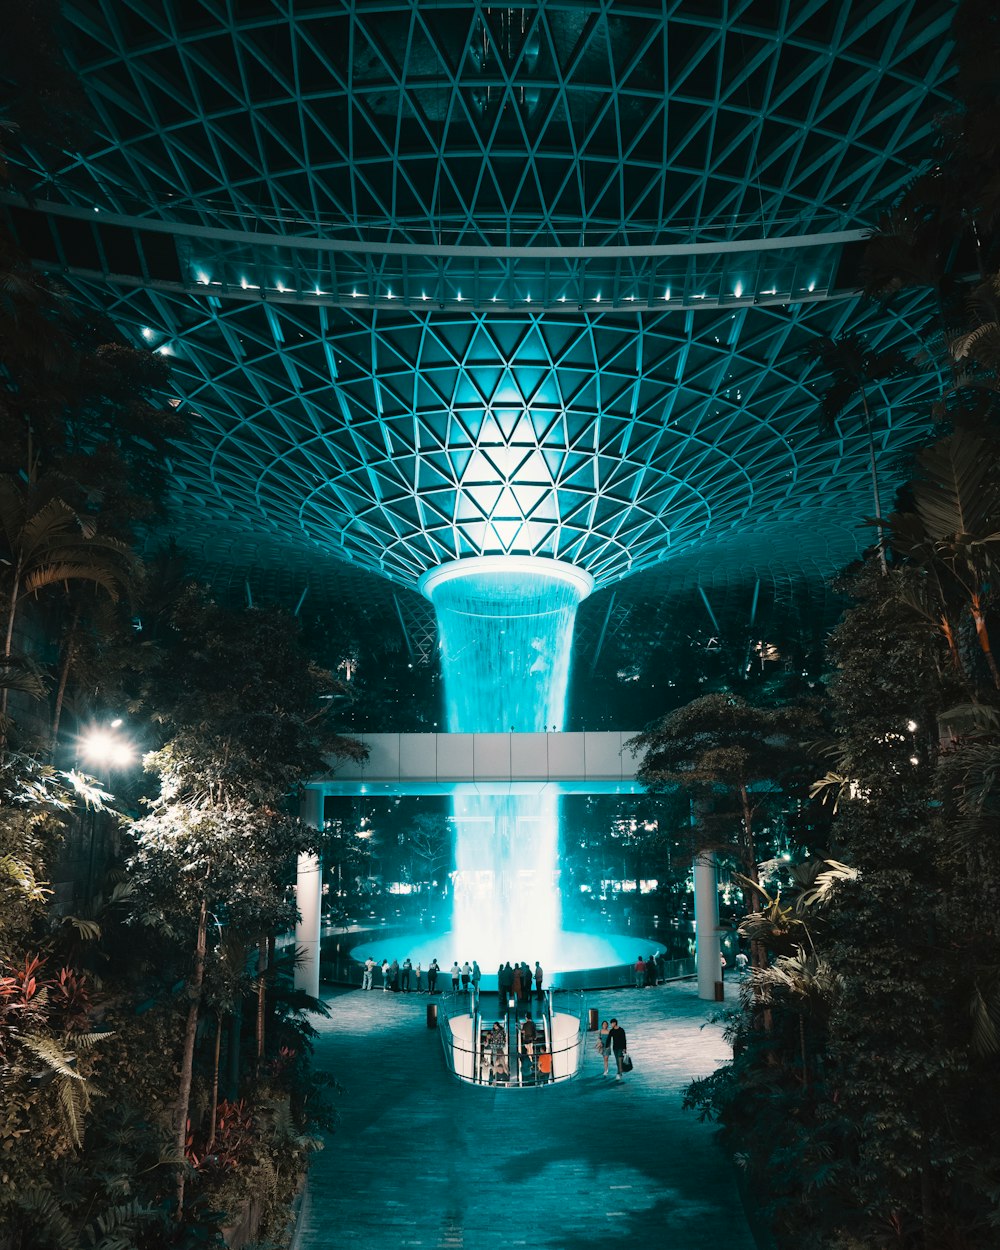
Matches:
[420,556,593,965]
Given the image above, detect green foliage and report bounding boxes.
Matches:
[628,692,824,925]
[688,464,1000,1247]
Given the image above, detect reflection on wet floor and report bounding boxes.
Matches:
[292,980,756,1250]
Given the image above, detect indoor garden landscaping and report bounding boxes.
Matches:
[2,1,1000,1247]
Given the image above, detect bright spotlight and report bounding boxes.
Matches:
[80,726,135,769]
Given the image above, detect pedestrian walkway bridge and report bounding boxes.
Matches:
[317,730,643,795]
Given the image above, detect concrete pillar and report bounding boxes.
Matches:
[294,787,324,1000]
[693,849,721,1001]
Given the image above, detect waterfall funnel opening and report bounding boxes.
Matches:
[419,556,593,970]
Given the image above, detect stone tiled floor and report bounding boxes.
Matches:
[293,980,757,1250]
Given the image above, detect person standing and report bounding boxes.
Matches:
[645,955,656,988]
[534,961,543,1000]
[389,958,400,992]
[512,962,522,1001]
[428,957,440,994]
[609,1018,628,1080]
[461,960,471,991]
[451,961,461,992]
[634,955,646,989]
[735,950,749,977]
[487,1020,508,1082]
[720,952,727,981]
[362,956,374,991]
[519,961,531,1003]
[521,1012,538,1070]
[597,1019,611,1076]
[414,961,423,993]
[381,959,390,991]
[471,960,482,1000]
[401,956,412,992]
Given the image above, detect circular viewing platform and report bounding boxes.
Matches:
[437,990,585,1087]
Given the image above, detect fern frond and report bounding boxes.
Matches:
[13,1185,77,1250]
[20,1033,84,1080]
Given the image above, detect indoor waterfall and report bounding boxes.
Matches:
[419,556,592,969]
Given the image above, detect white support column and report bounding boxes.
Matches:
[693,849,722,1002]
[295,787,324,1000]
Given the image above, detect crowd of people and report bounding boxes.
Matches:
[633,952,668,987]
[358,956,546,997]
[496,959,544,1000]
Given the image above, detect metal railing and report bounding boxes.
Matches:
[438,990,587,1087]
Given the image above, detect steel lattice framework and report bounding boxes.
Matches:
[3,0,958,607]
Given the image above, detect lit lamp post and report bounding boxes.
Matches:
[79,720,135,900]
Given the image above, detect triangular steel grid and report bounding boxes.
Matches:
[6,0,958,599]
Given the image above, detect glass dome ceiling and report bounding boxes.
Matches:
[1,0,957,597]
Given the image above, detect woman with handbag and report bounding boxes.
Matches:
[596,1019,611,1076]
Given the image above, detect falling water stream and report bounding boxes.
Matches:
[420,557,589,969]
[353,556,664,981]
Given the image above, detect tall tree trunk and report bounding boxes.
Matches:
[173,889,209,1219]
[50,602,81,755]
[860,391,889,576]
[226,995,243,1102]
[738,783,765,971]
[206,1013,222,1153]
[3,568,21,661]
[738,781,774,1035]
[0,567,22,727]
[255,936,267,1069]
[799,1013,808,1090]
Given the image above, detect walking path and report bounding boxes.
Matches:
[293,979,758,1250]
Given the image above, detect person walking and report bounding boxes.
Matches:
[451,961,461,992]
[735,950,749,977]
[597,1019,611,1076]
[609,1018,628,1080]
[381,959,390,991]
[534,961,543,1000]
[362,956,374,991]
[428,957,439,994]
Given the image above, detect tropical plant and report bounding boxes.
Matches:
[0,473,135,726]
[124,589,363,1219]
[885,427,1000,688]
[627,693,822,973]
[802,333,910,574]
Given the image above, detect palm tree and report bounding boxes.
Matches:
[627,693,821,979]
[0,474,134,725]
[885,427,1000,689]
[803,333,909,575]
